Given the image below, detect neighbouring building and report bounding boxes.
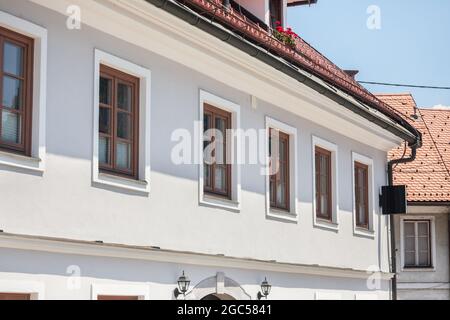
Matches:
[379,93,450,300]
[0,0,420,300]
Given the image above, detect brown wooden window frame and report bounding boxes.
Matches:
[0,26,34,156]
[315,146,333,221]
[99,64,139,180]
[203,103,232,200]
[269,129,290,211]
[354,162,370,229]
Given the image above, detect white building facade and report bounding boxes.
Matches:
[0,0,419,300]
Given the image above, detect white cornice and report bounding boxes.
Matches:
[0,233,394,280]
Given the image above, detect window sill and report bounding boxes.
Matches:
[94,172,150,194]
[314,218,339,232]
[267,209,298,223]
[354,227,375,239]
[0,149,43,173]
[401,267,436,273]
[200,194,240,212]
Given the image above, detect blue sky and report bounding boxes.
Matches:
[287,0,450,108]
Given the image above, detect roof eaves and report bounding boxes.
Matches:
[144,0,420,144]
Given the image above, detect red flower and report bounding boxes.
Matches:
[275,20,281,25]
[276,26,283,32]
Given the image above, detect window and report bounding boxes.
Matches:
[403,220,432,268]
[354,162,369,229]
[203,103,231,199]
[315,146,332,221]
[0,26,33,156]
[199,90,241,211]
[99,64,139,179]
[269,0,283,30]
[351,152,374,236]
[0,293,31,300]
[269,129,290,211]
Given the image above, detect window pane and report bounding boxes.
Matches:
[418,236,429,251]
[215,141,224,165]
[99,107,110,134]
[99,136,110,165]
[320,172,328,195]
[404,252,415,266]
[116,142,131,170]
[117,83,132,111]
[280,138,287,162]
[404,222,415,237]
[2,76,22,109]
[1,110,21,144]
[270,179,275,203]
[405,236,415,252]
[214,165,226,192]
[117,112,131,140]
[358,203,367,225]
[204,164,211,188]
[99,77,111,105]
[277,180,286,208]
[418,251,430,266]
[215,117,226,137]
[320,195,328,216]
[418,222,429,237]
[3,42,24,76]
[204,114,211,131]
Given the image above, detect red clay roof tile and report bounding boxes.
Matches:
[378,94,450,202]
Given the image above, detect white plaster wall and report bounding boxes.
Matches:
[0,248,390,300]
[0,0,390,275]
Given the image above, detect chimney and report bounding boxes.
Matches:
[344,70,359,80]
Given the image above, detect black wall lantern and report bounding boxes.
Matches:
[174,271,191,299]
[257,278,272,300]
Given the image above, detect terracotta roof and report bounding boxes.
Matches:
[378,94,450,202]
[179,0,412,131]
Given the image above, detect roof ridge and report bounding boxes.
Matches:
[374,93,414,96]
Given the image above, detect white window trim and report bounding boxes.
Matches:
[93,49,151,194]
[351,152,376,238]
[265,116,298,222]
[399,216,436,272]
[199,90,241,212]
[91,284,150,300]
[0,11,47,173]
[0,280,45,300]
[312,136,339,231]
